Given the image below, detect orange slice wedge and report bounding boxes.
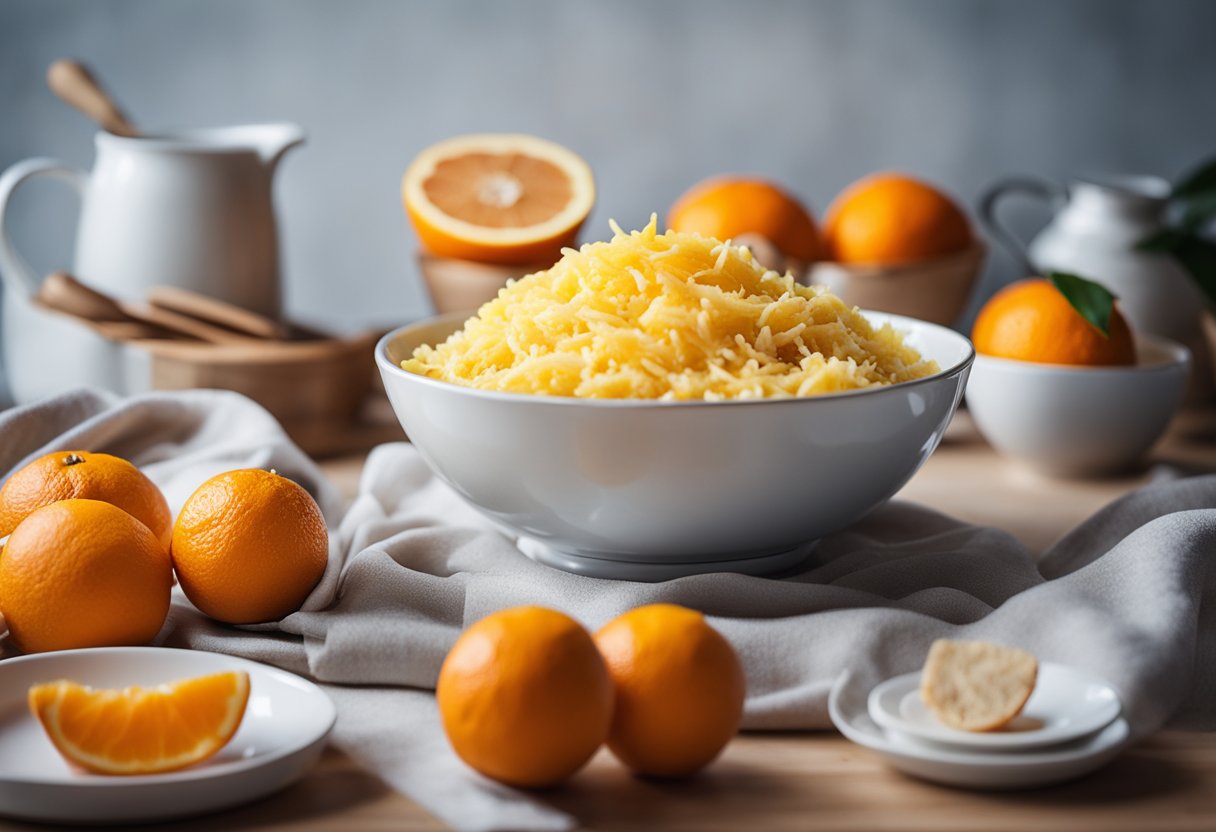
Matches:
[28,671,251,775]
[403,133,595,265]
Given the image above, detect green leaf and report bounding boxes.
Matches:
[1180,191,1216,233]
[1171,236,1216,309]
[1174,157,1216,199]
[1144,156,1216,310]
[1049,272,1118,337]
[1136,228,1187,253]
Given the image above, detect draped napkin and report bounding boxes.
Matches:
[2,389,1214,832]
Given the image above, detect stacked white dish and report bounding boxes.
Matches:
[829,663,1131,789]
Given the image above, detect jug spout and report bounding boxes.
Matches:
[249,122,306,169]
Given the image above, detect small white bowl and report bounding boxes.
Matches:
[376,311,973,581]
[966,334,1190,477]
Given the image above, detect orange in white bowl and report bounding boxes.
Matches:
[965,335,1190,477]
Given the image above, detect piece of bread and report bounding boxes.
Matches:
[920,639,1039,732]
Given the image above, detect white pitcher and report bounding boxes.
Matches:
[979,173,1205,346]
[0,123,304,403]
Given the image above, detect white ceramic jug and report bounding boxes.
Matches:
[979,174,1204,346]
[0,123,304,403]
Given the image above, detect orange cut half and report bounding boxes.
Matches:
[403,133,596,265]
[28,671,251,775]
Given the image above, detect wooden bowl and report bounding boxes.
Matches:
[805,244,986,327]
[144,332,385,455]
[418,254,546,315]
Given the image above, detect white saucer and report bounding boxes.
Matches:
[0,646,335,824]
[868,663,1122,750]
[830,673,1131,790]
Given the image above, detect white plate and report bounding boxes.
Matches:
[0,646,335,824]
[831,673,1131,790]
[868,663,1121,750]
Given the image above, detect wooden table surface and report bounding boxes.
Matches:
[4,407,1215,832]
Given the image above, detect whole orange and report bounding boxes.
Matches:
[972,278,1136,366]
[170,469,328,625]
[667,177,822,261]
[0,499,172,653]
[593,604,745,778]
[437,606,614,788]
[823,172,972,265]
[0,450,172,548]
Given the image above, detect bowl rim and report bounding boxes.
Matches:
[971,332,1191,376]
[375,309,975,409]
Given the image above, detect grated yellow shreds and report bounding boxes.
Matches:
[403,218,939,400]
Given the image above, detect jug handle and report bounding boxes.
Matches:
[0,158,88,297]
[977,176,1066,277]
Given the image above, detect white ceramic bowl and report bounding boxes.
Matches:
[966,334,1190,477]
[376,311,974,580]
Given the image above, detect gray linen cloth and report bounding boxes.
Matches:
[2,389,1215,831]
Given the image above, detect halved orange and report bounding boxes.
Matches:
[28,671,251,775]
[403,133,595,265]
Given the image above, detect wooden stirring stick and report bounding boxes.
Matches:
[79,319,177,343]
[148,285,289,340]
[36,272,257,345]
[47,59,139,137]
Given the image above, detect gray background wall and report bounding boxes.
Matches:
[1,0,1213,398]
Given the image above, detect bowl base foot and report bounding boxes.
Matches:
[518,538,817,582]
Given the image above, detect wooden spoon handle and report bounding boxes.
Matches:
[37,271,128,322]
[118,301,257,345]
[148,285,288,340]
[86,319,180,343]
[33,279,185,343]
[37,272,253,345]
[31,308,179,343]
[47,59,138,137]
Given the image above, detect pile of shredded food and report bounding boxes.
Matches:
[403,218,939,400]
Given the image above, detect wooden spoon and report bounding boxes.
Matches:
[36,273,257,345]
[78,319,178,343]
[148,285,289,340]
[47,59,138,137]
